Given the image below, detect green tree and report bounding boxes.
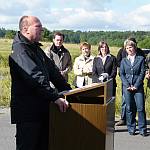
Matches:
[138,37,150,49]
[80,32,87,42]
[0,28,6,37]
[5,30,16,39]
[41,27,52,41]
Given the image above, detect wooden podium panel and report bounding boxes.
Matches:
[49,79,115,150]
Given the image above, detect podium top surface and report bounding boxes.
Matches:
[63,79,112,96]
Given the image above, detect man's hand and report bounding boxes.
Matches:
[55,98,69,112]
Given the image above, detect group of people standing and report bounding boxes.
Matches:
[44,31,149,137]
[73,38,149,137]
[73,41,117,97]
[43,32,117,98]
[9,15,150,150]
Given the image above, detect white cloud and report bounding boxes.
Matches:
[59,0,111,11]
[44,8,124,31]
[15,0,50,9]
[117,4,150,31]
[130,4,150,25]
[0,0,150,31]
[78,0,110,10]
[0,0,51,28]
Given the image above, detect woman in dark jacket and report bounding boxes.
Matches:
[120,39,147,136]
[92,41,117,96]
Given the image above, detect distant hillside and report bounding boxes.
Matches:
[0,28,150,48]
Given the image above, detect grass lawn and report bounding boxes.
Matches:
[0,39,150,117]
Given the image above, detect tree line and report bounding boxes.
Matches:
[0,27,150,48]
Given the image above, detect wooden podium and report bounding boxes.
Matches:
[49,79,115,150]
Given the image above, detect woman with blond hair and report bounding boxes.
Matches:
[120,39,147,136]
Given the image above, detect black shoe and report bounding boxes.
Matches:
[140,132,147,137]
[116,119,126,126]
[129,132,135,136]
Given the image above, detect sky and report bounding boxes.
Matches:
[0,0,150,31]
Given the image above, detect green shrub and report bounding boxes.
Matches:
[0,54,9,67]
[0,68,11,106]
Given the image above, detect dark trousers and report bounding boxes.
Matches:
[16,121,49,150]
[121,85,126,121]
[121,93,126,121]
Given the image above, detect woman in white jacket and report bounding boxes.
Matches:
[73,42,94,88]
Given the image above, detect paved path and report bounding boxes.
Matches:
[0,108,150,150]
[0,108,15,150]
[115,119,150,150]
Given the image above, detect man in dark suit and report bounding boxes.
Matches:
[9,16,71,150]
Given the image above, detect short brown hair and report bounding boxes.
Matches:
[53,32,65,40]
[80,42,91,50]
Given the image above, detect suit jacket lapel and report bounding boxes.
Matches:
[124,57,131,66]
[132,56,140,67]
[104,55,111,67]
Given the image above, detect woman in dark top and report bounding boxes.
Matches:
[120,39,147,136]
[92,41,117,96]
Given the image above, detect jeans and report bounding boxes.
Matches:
[121,93,126,121]
[124,88,147,134]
